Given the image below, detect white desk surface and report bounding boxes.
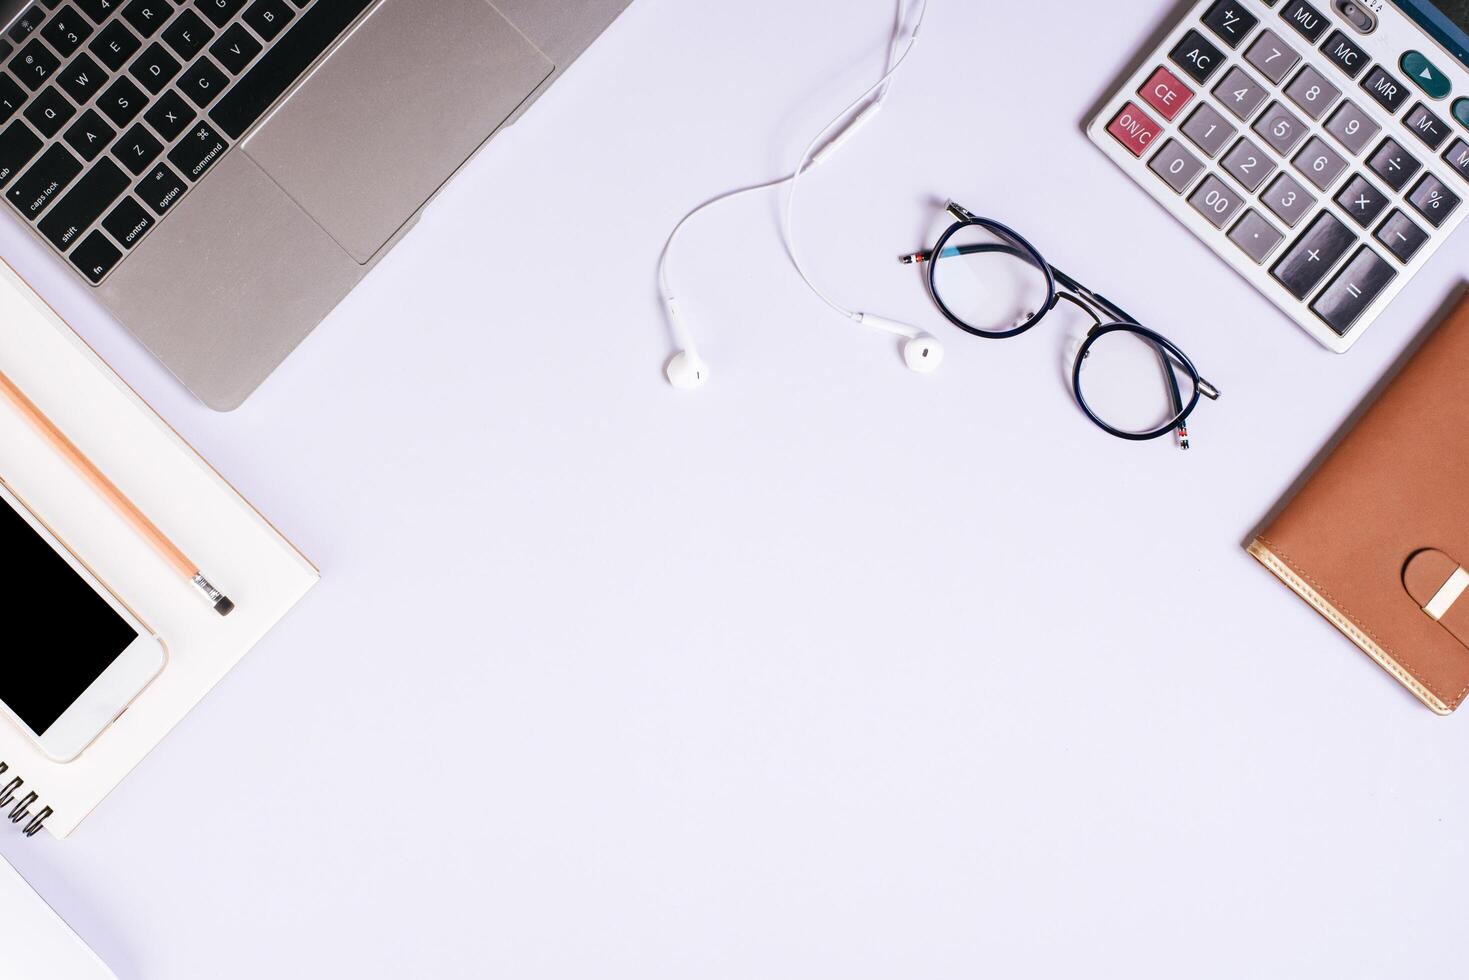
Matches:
[2,1,1467,976]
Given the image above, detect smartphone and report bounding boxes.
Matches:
[0,480,166,762]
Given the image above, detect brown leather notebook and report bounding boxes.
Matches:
[1249,291,1469,715]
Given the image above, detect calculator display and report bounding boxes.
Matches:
[1393,0,1469,66]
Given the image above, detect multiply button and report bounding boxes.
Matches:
[1138,66,1194,121]
[1106,102,1161,157]
[1334,174,1387,228]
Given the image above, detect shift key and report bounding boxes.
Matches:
[8,142,82,219]
[39,158,128,249]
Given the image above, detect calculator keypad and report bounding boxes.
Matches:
[1093,0,1469,348]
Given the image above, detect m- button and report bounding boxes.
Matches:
[1138,66,1194,121]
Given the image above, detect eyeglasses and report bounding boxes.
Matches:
[901,202,1220,449]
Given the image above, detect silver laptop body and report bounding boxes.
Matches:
[0,0,631,409]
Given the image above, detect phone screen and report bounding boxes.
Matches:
[0,497,138,735]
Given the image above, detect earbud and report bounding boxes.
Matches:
[858,313,944,374]
[903,334,944,372]
[665,350,709,390]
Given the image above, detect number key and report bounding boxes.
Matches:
[1324,100,1379,155]
[1254,101,1307,155]
[1149,139,1205,193]
[1284,65,1341,121]
[1293,136,1347,190]
[1221,136,1275,191]
[1262,172,1315,227]
[1188,174,1245,228]
[9,38,59,91]
[1213,66,1268,121]
[1245,29,1300,85]
[1182,102,1236,157]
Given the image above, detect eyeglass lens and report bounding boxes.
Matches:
[930,224,1049,336]
[1076,330,1195,437]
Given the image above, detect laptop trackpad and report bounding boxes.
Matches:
[243,0,553,264]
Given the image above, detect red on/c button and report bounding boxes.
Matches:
[1138,65,1194,121]
[1106,102,1162,158]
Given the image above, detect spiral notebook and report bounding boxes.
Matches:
[0,258,318,837]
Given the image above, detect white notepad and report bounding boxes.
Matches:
[0,853,116,978]
[0,259,318,839]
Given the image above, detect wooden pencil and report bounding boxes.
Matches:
[0,368,233,616]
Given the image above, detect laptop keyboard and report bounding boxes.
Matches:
[0,0,373,285]
[1089,0,1469,352]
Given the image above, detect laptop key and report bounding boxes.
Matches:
[136,160,184,215]
[144,88,194,140]
[10,38,59,91]
[161,9,213,61]
[97,75,145,126]
[38,156,127,249]
[129,41,181,94]
[211,0,373,139]
[0,74,24,122]
[168,120,227,180]
[23,86,75,138]
[1374,209,1427,262]
[89,20,141,71]
[0,119,43,187]
[121,0,174,39]
[58,51,106,105]
[41,5,94,58]
[197,0,247,29]
[62,108,116,161]
[8,142,83,219]
[75,0,121,24]
[243,0,294,42]
[209,23,261,74]
[1271,210,1356,299]
[102,194,152,248]
[1310,247,1395,336]
[113,122,162,174]
[69,229,120,282]
[177,55,228,108]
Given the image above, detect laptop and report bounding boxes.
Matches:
[0,0,632,409]
[1089,0,1468,353]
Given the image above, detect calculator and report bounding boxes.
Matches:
[1088,0,1469,352]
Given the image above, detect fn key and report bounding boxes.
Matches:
[70,230,120,283]
[1310,247,1396,336]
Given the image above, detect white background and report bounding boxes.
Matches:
[3,1,1469,976]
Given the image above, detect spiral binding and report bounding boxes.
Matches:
[0,762,51,838]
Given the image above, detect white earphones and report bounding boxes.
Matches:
[659,0,936,390]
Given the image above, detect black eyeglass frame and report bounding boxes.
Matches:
[903,202,1220,444]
